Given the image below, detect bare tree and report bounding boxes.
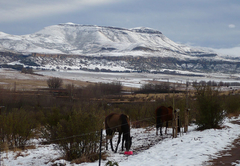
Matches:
[47,77,63,89]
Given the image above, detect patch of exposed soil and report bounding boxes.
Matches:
[207,120,240,166]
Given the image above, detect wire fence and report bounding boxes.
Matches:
[0,111,181,149]
[0,111,186,166]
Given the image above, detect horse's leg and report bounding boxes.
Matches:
[110,137,114,152]
[160,121,163,136]
[106,136,108,150]
[165,121,168,134]
[122,134,126,151]
[156,122,159,135]
[114,132,122,153]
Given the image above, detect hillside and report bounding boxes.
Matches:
[0,23,209,56]
[0,23,240,74]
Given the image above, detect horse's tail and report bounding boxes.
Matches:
[156,107,163,128]
[105,114,113,136]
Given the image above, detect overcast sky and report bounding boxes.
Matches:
[0,0,239,49]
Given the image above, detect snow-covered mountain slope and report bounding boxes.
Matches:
[1,23,240,74]
[0,23,214,58]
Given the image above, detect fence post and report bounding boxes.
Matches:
[172,83,177,138]
[184,81,189,133]
[175,111,178,137]
[173,109,180,138]
[184,109,189,133]
[99,129,103,166]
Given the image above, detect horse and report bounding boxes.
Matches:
[155,106,180,136]
[105,113,132,153]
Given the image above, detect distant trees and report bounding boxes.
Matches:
[21,67,33,74]
[82,81,123,98]
[137,83,170,94]
[47,77,63,89]
[192,80,240,87]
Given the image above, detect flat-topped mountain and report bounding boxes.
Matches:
[0,23,239,74]
[0,23,215,57]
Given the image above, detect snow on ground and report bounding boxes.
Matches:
[1,68,240,165]
[35,69,240,89]
[0,68,47,81]
[1,68,240,90]
[1,116,240,166]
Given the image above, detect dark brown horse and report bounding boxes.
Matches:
[155,106,180,135]
[105,113,132,153]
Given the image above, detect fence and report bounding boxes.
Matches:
[0,109,190,166]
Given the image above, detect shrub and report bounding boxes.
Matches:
[41,108,65,142]
[42,108,103,161]
[194,85,225,130]
[57,112,101,161]
[47,77,63,89]
[223,94,240,116]
[105,160,119,166]
[0,108,38,149]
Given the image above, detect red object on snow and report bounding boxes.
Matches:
[124,151,133,155]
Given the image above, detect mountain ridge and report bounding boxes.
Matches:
[0,23,240,74]
[0,23,212,57]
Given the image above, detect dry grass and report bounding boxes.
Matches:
[70,152,107,164]
[0,78,48,90]
[14,151,30,160]
[122,92,186,103]
[1,142,9,152]
[0,76,93,91]
[227,112,240,118]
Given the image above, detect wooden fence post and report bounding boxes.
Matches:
[175,111,178,137]
[184,109,190,133]
[173,109,180,138]
[172,84,175,138]
[184,80,189,133]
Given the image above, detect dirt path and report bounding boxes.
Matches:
[207,121,240,166]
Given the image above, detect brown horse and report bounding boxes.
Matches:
[155,106,180,135]
[105,113,132,153]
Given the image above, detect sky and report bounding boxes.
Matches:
[0,0,239,49]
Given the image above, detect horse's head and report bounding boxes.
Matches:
[125,136,132,151]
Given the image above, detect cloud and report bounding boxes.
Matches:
[228,24,236,28]
[0,0,117,22]
[213,46,240,57]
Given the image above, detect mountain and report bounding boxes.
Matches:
[0,23,214,56]
[0,23,240,74]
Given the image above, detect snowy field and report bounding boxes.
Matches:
[1,66,240,89]
[35,69,240,88]
[1,116,240,166]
